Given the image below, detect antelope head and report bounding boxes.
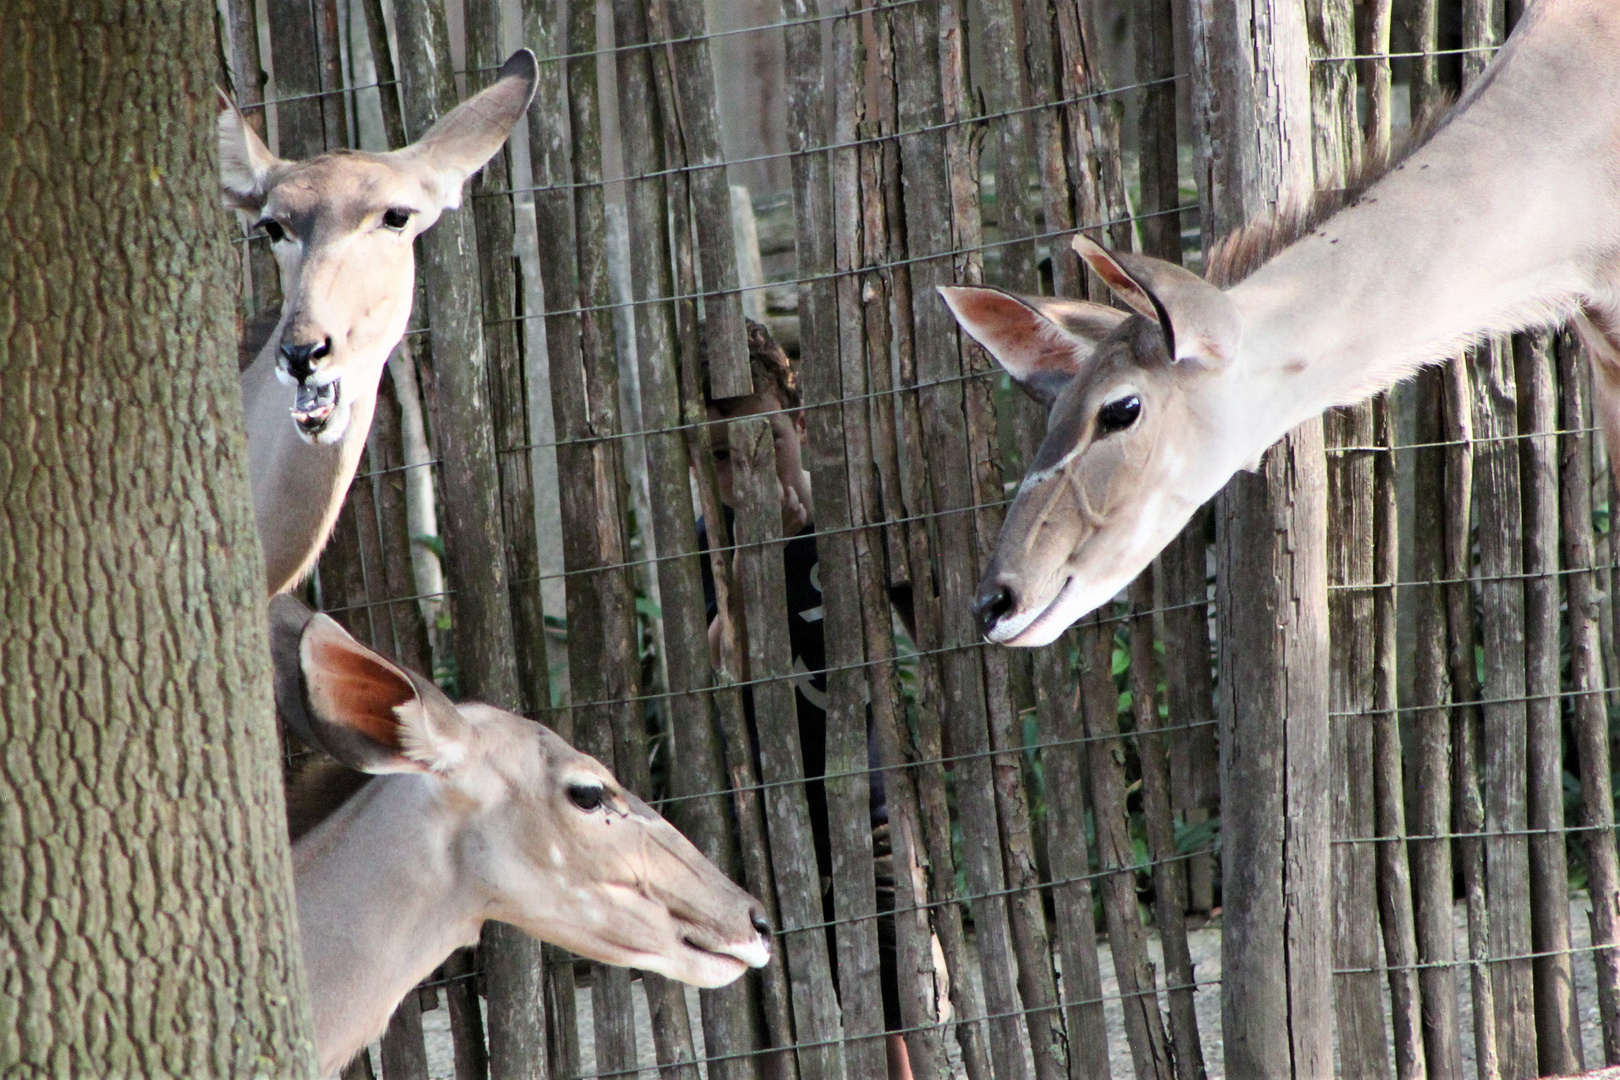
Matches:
[270,597,773,994]
[218,51,538,444]
[943,235,1247,646]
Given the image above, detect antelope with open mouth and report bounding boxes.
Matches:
[271,596,772,1076]
[944,0,1620,646]
[221,51,538,595]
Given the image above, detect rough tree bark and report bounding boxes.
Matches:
[0,3,315,1073]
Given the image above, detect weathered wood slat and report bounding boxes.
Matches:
[890,0,1028,1072]
[1370,395,1425,1080]
[654,0,749,398]
[365,369,435,672]
[445,948,492,1080]
[1128,576,1204,1080]
[811,0,888,1073]
[264,0,327,158]
[1517,331,1583,1075]
[730,414,848,1080]
[357,0,406,149]
[650,13,801,1066]
[519,1,584,1068]
[379,987,430,1080]
[1325,401,1393,1080]
[1404,367,1463,1078]
[1079,614,1173,1080]
[392,6,532,1077]
[1443,354,1500,1080]
[1034,642,1112,1080]
[877,2,991,1073]
[975,0,1034,289]
[1309,9,1387,1073]
[1193,3,1330,1076]
[1556,331,1620,1065]
[1466,336,1538,1080]
[608,0,761,1070]
[468,0,552,727]
[223,0,280,315]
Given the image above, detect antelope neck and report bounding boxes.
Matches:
[240,337,387,594]
[1225,3,1616,449]
[293,774,485,1076]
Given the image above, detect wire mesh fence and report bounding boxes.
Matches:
[225,0,1620,1076]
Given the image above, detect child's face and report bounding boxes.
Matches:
[705,391,814,534]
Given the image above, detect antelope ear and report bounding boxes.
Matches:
[269,596,470,774]
[939,286,1126,407]
[217,90,284,212]
[1072,234,1240,371]
[397,49,540,211]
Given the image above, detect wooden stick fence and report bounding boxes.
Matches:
[221,0,1620,1076]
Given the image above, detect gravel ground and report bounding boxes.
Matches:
[396,896,1618,1078]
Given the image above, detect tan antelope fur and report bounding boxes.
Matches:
[944,0,1620,646]
[221,52,538,595]
[270,596,772,1076]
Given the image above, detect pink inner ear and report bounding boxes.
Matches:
[949,290,1080,382]
[307,637,415,751]
[1072,239,1159,321]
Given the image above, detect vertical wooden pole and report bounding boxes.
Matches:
[1467,335,1536,1080]
[891,0,1033,1072]
[391,5,532,1078]
[730,416,849,1080]
[1557,331,1620,1065]
[651,7,802,1068]
[519,8,583,1073]
[976,0,1036,289]
[1130,575,1207,1080]
[1443,355,1501,1080]
[1138,0,1219,922]
[1517,330,1583,1075]
[849,4,950,1072]
[1307,6,1387,1076]
[606,0,762,1070]
[1349,8,1426,1074]
[264,0,327,158]
[467,0,551,726]
[1189,2,1329,1076]
[1371,395,1426,1080]
[815,0,887,1073]
[654,0,750,397]
[1079,613,1174,1080]
[1407,368,1464,1078]
[223,0,280,316]
[1035,641,1112,1080]
[1458,16,1536,1064]
[1402,3,1463,1072]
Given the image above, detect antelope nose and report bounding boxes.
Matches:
[279,337,332,383]
[974,582,1016,639]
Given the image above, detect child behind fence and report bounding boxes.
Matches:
[696,320,913,1079]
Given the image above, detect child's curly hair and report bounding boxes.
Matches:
[705,319,800,410]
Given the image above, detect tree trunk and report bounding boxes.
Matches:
[0,4,314,1072]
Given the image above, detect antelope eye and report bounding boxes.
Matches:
[1097,394,1141,435]
[567,784,605,811]
[256,218,286,243]
[382,207,413,231]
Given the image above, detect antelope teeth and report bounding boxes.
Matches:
[291,378,341,434]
